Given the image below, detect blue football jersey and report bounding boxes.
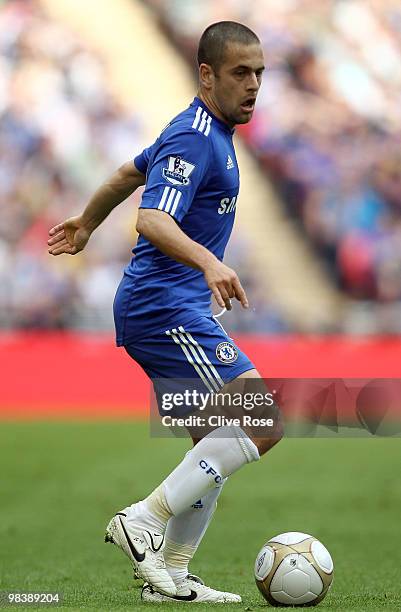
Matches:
[114,96,240,345]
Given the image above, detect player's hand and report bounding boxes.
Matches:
[204,261,249,310]
[48,215,91,256]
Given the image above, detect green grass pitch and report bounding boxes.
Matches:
[1,421,400,611]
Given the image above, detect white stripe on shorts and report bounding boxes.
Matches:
[175,328,221,393]
[165,328,215,394]
[178,326,225,389]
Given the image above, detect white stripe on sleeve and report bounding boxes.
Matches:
[198,111,208,134]
[204,115,212,136]
[163,188,177,213]
[191,106,203,130]
[158,186,170,210]
[170,191,182,217]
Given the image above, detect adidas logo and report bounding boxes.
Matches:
[226,155,234,170]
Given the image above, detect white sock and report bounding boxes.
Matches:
[123,499,167,534]
[164,481,226,583]
[163,426,258,516]
[124,426,259,535]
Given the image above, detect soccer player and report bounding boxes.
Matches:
[48,21,282,604]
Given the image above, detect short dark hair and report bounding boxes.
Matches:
[197,21,260,72]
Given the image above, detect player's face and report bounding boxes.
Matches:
[213,42,265,126]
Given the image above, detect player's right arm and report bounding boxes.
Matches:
[136,209,248,310]
[48,161,145,256]
[136,129,248,310]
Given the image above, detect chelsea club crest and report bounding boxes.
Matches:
[216,341,238,364]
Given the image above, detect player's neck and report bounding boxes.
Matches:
[197,91,235,129]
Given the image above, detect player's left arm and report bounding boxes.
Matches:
[48,160,145,256]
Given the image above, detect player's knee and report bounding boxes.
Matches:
[254,421,284,456]
[255,435,282,456]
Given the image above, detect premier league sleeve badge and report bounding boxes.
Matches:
[162,155,196,186]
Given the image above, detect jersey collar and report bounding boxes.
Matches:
[192,97,235,135]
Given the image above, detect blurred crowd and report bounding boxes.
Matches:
[3,0,401,334]
[0,0,144,331]
[147,0,401,307]
[0,0,282,332]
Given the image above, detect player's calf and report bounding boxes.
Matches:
[234,369,284,456]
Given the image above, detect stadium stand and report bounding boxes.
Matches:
[1,0,293,333]
[2,0,401,333]
[146,0,401,333]
[0,0,147,330]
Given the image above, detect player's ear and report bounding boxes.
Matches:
[199,63,215,90]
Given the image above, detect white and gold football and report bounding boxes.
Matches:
[254,532,333,606]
